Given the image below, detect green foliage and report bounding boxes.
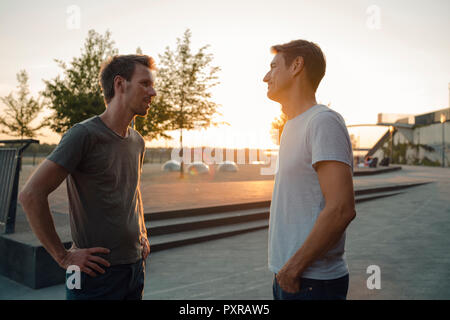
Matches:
[42,30,118,134]
[0,70,47,139]
[155,29,221,135]
[394,142,408,164]
[381,140,439,166]
[421,156,441,167]
[42,31,176,140]
[134,103,173,140]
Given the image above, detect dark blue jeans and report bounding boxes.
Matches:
[273,273,349,300]
[66,258,145,300]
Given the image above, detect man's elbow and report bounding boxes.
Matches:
[347,207,356,222]
[331,203,356,224]
[18,189,29,206]
[18,189,32,208]
[341,205,356,224]
[18,188,43,213]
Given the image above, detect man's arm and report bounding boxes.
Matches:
[18,159,110,277]
[138,190,150,260]
[276,160,356,293]
[138,148,150,259]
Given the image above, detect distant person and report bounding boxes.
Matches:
[354,156,361,168]
[18,55,155,300]
[263,39,356,300]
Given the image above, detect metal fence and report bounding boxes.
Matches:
[0,139,38,233]
[0,149,19,233]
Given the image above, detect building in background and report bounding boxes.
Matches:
[367,108,450,167]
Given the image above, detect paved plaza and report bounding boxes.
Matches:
[0,165,449,299]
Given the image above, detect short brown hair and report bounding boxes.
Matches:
[99,54,156,103]
[271,39,326,91]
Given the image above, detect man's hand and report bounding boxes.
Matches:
[59,246,111,277]
[276,260,302,293]
[141,236,150,260]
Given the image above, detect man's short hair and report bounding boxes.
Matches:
[99,54,156,103]
[271,39,326,91]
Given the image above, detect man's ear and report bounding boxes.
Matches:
[113,75,126,95]
[291,56,304,76]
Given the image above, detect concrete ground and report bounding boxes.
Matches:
[1,165,449,299]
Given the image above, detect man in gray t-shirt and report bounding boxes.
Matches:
[19,54,156,300]
[263,40,356,300]
[47,115,147,266]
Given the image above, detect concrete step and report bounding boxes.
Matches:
[145,189,406,238]
[354,181,430,196]
[146,207,269,236]
[149,220,269,252]
[144,200,270,221]
[355,191,405,203]
[353,166,402,176]
[145,190,407,252]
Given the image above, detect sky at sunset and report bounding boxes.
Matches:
[0,0,449,149]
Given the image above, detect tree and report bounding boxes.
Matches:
[42,30,118,134]
[271,113,288,145]
[43,30,173,141]
[154,29,221,176]
[0,70,46,139]
[271,103,334,145]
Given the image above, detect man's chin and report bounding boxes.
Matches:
[267,92,279,103]
[135,106,150,117]
[135,110,148,117]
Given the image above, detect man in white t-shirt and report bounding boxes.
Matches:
[263,39,356,300]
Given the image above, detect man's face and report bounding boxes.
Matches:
[124,63,156,117]
[263,53,292,103]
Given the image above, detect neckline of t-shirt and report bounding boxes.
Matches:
[95,115,132,140]
[286,104,327,123]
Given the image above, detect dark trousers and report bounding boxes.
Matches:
[273,273,349,300]
[66,258,145,300]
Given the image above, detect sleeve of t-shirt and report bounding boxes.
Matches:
[46,124,90,173]
[307,111,353,170]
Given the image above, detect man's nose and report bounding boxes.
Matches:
[263,72,270,83]
[149,87,157,97]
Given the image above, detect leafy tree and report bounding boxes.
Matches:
[154,29,221,176]
[42,30,117,134]
[271,104,335,145]
[0,70,46,139]
[43,30,173,141]
[271,113,287,145]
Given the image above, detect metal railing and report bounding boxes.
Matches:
[0,139,39,234]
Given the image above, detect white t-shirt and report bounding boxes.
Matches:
[268,104,354,280]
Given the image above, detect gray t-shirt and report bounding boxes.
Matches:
[47,116,146,265]
[268,104,354,280]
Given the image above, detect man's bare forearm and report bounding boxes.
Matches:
[20,193,67,265]
[285,205,355,277]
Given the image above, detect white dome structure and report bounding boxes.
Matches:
[218,161,239,172]
[162,160,181,172]
[186,162,210,175]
